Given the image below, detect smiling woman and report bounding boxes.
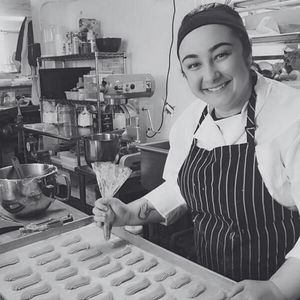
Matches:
[92,3,300,300]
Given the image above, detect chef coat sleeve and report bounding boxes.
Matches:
[144,136,189,225]
[143,103,200,225]
[144,181,188,226]
[282,121,300,260]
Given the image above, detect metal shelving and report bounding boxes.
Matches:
[234,0,300,12]
[37,52,126,63]
[234,0,300,60]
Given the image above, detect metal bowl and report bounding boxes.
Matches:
[95,38,122,52]
[84,133,121,167]
[0,163,70,218]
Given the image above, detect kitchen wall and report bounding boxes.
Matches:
[30,0,207,142]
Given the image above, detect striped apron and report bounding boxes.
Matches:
[177,82,300,281]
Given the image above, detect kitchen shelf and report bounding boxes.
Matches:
[41,97,98,106]
[37,52,126,65]
[0,84,31,90]
[251,32,300,44]
[234,0,300,61]
[234,0,300,12]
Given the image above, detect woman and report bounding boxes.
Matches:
[93,3,300,299]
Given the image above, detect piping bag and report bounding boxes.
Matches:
[92,162,132,241]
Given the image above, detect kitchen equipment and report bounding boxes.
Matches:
[98,73,155,143]
[84,133,121,167]
[95,37,122,52]
[11,156,25,179]
[0,163,70,217]
[19,213,73,233]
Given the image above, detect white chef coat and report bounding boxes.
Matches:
[144,71,300,260]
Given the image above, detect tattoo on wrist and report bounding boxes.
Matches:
[138,201,154,220]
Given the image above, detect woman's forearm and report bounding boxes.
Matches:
[126,198,165,225]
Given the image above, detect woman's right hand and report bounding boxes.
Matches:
[93,197,130,240]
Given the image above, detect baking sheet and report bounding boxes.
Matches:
[0,217,235,299]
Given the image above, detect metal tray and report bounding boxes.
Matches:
[0,216,235,299]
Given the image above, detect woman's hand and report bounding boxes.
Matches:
[93,197,130,240]
[93,197,164,241]
[226,280,287,300]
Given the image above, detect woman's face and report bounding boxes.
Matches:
[179,24,252,117]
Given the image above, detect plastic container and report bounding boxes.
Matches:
[65,91,79,100]
[57,104,76,125]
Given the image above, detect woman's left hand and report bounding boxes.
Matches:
[226,280,287,300]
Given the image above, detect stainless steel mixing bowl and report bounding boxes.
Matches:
[84,133,121,167]
[0,163,70,218]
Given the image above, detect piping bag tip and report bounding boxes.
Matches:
[103,223,111,241]
[102,204,114,242]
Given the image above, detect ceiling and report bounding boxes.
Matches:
[0,0,31,18]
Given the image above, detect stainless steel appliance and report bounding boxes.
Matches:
[97,73,155,144]
[87,73,155,170]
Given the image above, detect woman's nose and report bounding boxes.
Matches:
[203,63,220,82]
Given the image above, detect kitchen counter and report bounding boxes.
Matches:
[0,104,39,114]
[20,123,95,141]
[0,200,88,244]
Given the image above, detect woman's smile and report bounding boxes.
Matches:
[204,81,230,93]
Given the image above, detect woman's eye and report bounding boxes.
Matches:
[214,51,230,61]
[187,62,201,70]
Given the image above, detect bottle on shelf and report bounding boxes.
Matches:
[76,77,84,89]
[73,31,80,54]
[66,31,73,55]
[87,29,96,53]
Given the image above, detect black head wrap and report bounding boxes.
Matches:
[177,3,250,59]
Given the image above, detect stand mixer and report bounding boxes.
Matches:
[84,74,155,172]
[98,73,155,145]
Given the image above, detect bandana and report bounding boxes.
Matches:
[177,5,249,59]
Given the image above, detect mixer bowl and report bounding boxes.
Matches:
[0,163,70,218]
[84,133,121,167]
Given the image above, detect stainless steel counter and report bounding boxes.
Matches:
[21,123,95,141]
[0,201,88,244]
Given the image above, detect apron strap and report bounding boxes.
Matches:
[245,71,258,144]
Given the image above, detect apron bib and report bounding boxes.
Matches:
[178,80,300,281]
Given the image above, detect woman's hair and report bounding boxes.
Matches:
[177,3,252,66]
